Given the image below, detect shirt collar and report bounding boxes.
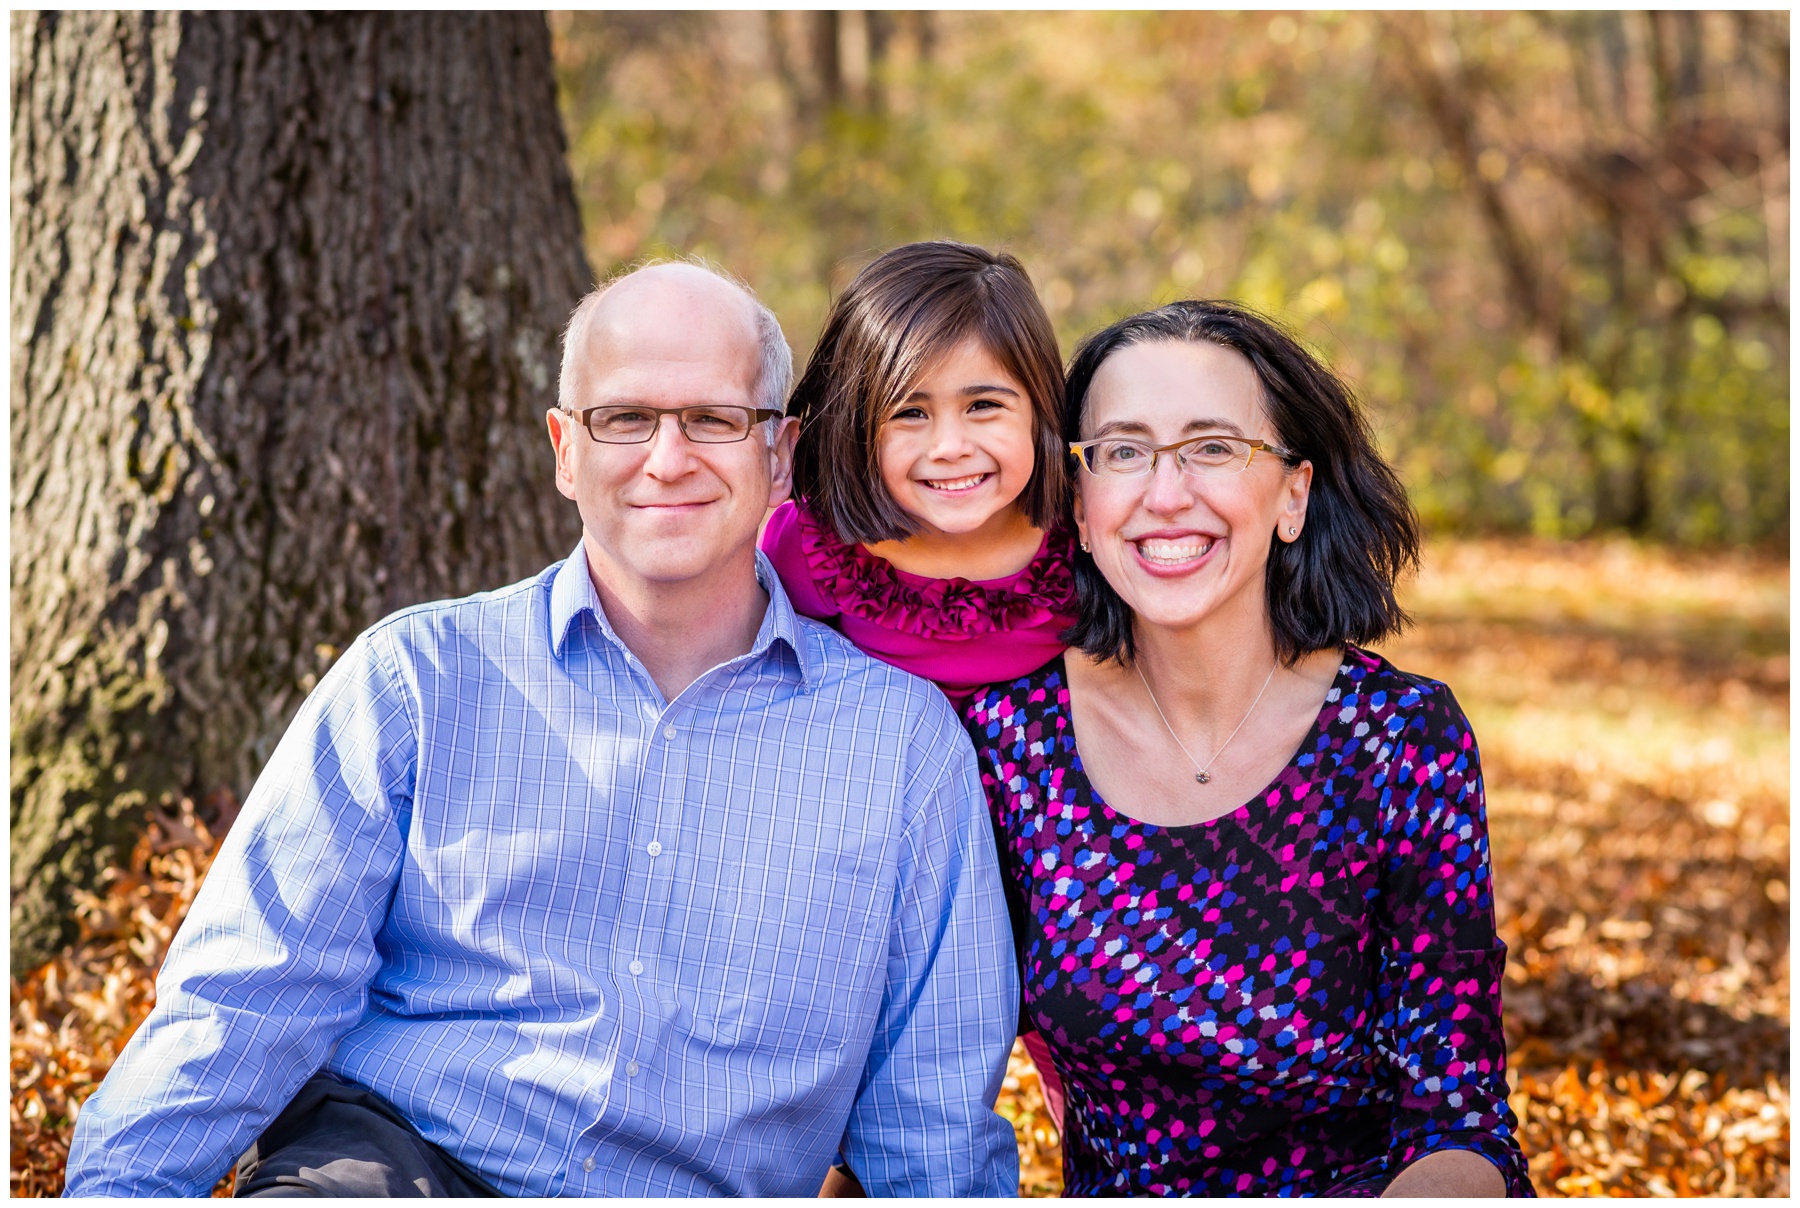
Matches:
[549,541,814,689]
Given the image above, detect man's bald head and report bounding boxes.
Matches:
[558,260,793,416]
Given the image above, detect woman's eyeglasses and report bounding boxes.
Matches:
[1068,434,1295,478]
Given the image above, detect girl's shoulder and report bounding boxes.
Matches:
[759,500,838,619]
[774,501,1079,641]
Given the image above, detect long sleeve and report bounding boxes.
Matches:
[840,694,1021,1196]
[1370,684,1533,1196]
[63,630,416,1197]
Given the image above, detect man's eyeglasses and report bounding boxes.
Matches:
[1068,434,1296,478]
[564,404,784,445]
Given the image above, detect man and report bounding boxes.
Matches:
[64,263,1021,1197]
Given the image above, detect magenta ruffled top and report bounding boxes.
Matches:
[759,500,1078,704]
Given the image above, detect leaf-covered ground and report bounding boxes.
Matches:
[12,538,1788,1197]
[11,794,238,1197]
[996,537,1790,1196]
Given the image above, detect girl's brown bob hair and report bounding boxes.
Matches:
[789,241,1069,544]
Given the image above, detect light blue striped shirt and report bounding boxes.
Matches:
[64,546,1020,1197]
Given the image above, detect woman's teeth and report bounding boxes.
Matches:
[921,473,990,492]
[1136,537,1216,564]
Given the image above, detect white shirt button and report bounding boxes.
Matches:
[626,1060,640,1077]
[628,959,644,975]
[663,725,677,740]
[582,1157,596,1173]
[646,840,662,857]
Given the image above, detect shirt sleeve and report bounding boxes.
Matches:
[1370,683,1533,1196]
[839,690,1021,1197]
[62,628,416,1197]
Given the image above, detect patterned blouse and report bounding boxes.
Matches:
[966,647,1533,1197]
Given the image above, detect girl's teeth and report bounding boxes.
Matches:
[1138,538,1215,563]
[923,473,988,491]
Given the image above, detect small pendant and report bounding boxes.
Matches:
[1195,771,1210,784]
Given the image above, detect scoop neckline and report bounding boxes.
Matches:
[1050,649,1359,835]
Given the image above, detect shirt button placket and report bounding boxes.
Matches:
[615,710,664,1119]
[630,719,672,987]
[624,707,679,1107]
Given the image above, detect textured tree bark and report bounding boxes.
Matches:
[11,11,591,971]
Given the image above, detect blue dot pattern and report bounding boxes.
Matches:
[966,647,1534,1197]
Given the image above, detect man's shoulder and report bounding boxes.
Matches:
[360,563,559,661]
[789,613,959,728]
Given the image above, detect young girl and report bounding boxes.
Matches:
[761,240,1077,704]
[759,241,1077,1144]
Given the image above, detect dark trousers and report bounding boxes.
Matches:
[234,1072,504,1198]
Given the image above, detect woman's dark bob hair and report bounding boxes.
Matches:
[790,240,1068,544]
[1062,299,1421,666]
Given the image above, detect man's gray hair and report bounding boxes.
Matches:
[557,257,794,419]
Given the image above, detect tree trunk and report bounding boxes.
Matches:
[11,11,591,972]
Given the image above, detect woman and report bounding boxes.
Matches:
[966,301,1532,1196]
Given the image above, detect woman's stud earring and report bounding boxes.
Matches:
[1288,527,1298,537]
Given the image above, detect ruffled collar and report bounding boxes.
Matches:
[796,507,1078,639]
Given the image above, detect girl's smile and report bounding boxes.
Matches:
[918,471,993,493]
[876,336,1038,541]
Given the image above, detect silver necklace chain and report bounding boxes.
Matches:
[1136,659,1279,785]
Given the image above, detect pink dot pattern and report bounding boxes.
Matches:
[966,647,1533,1196]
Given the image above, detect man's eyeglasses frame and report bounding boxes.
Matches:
[563,404,784,445]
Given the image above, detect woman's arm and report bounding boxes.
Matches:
[1368,681,1533,1197]
[1382,1148,1508,1198]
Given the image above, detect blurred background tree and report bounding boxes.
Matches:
[552,10,1787,545]
[11,12,587,972]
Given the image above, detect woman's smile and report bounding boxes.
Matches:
[1128,529,1220,573]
